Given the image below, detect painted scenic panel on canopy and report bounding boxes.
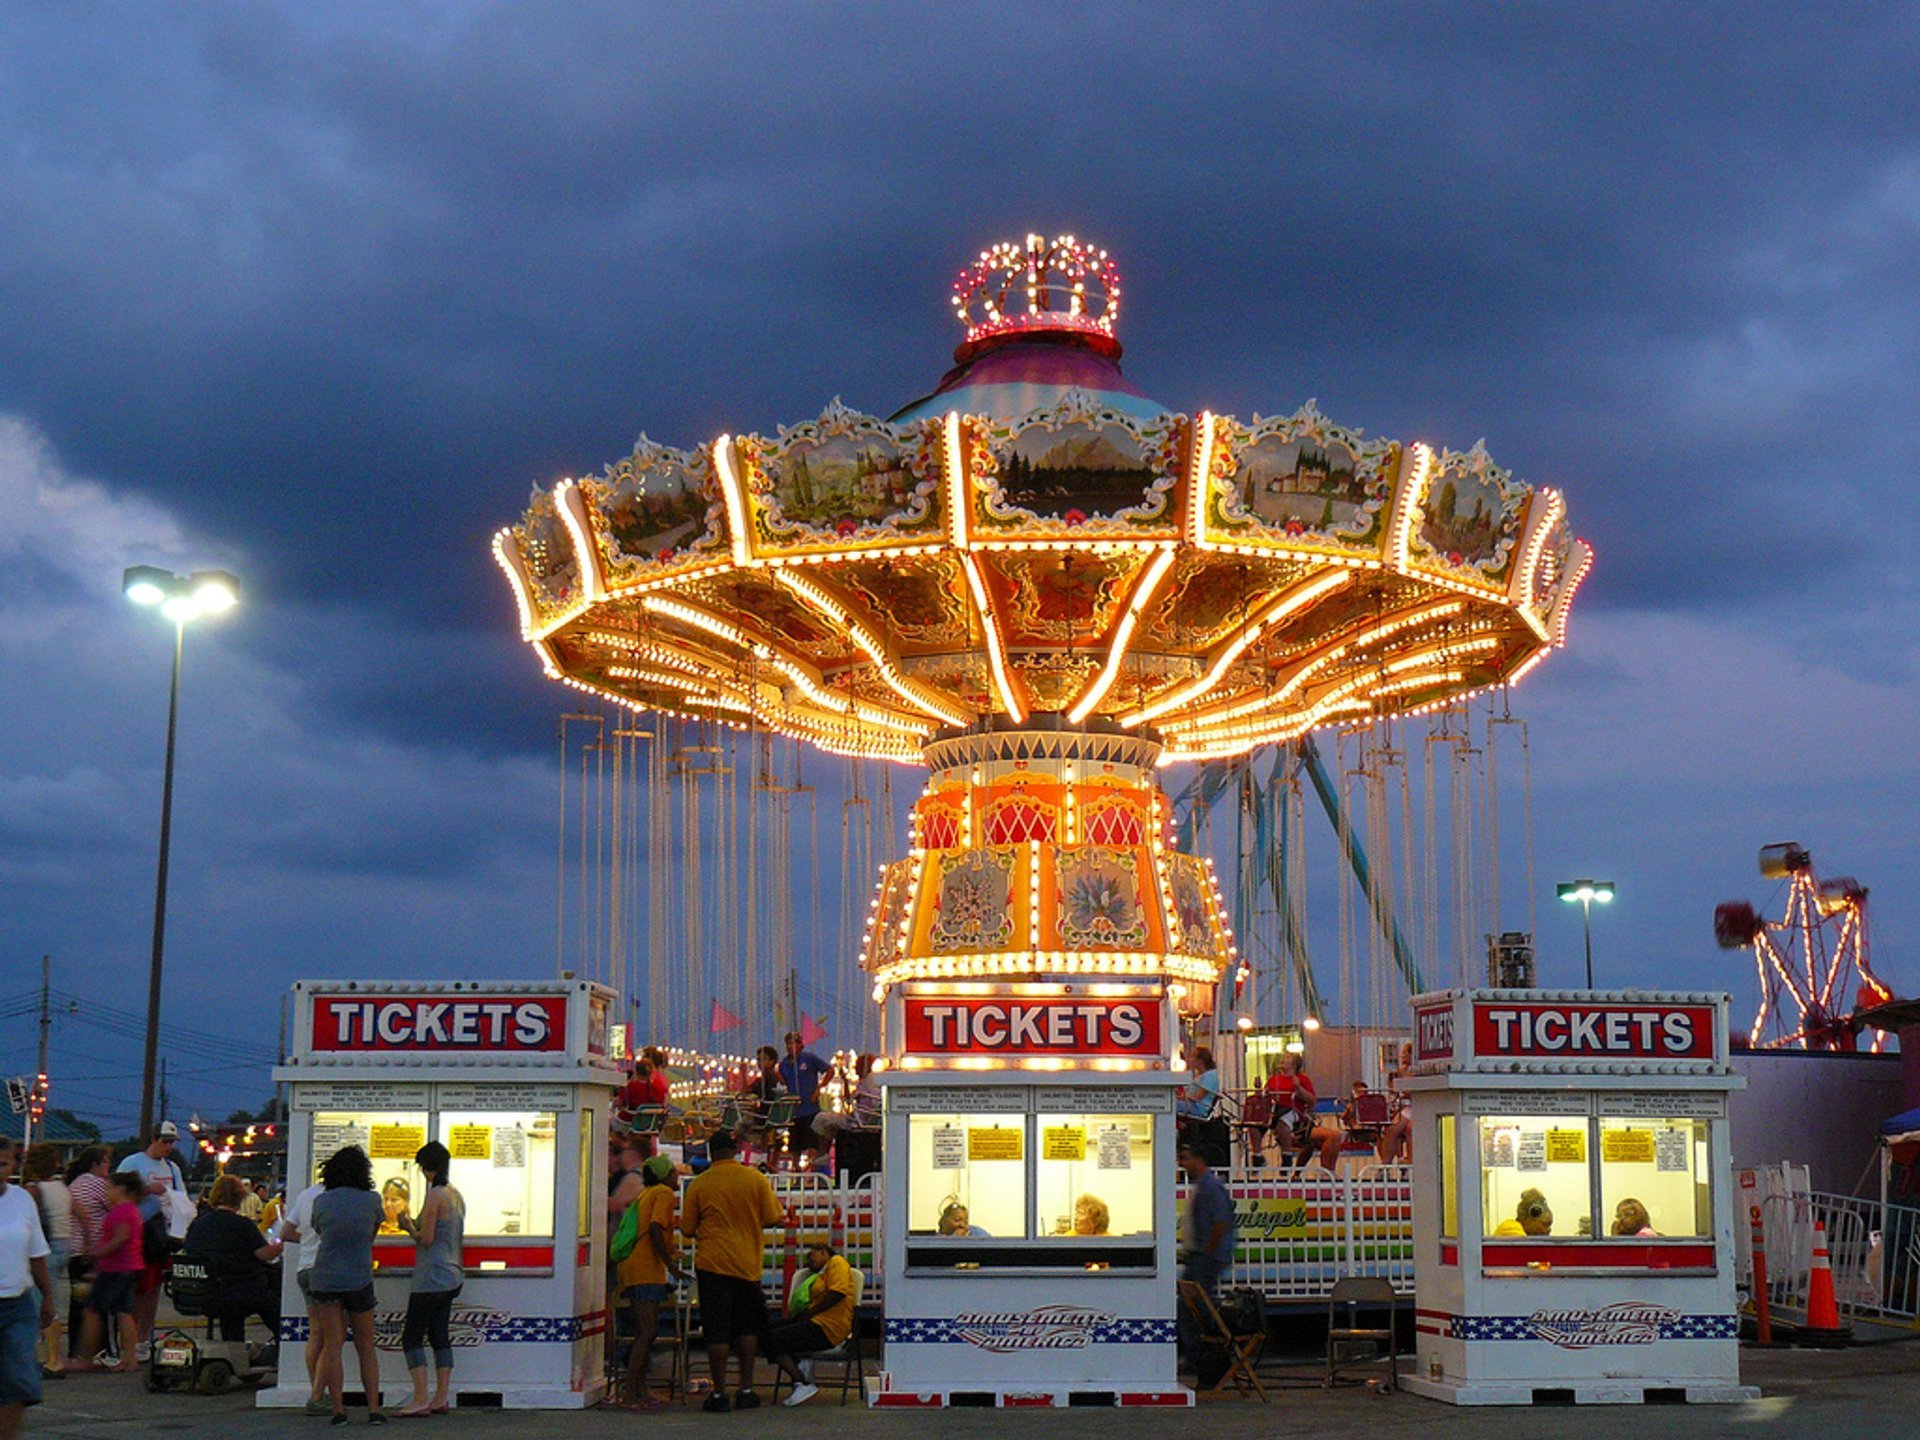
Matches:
[927,848,1019,954]
[1410,444,1527,586]
[1000,548,1137,643]
[863,858,915,972]
[834,558,971,646]
[978,407,1179,532]
[1210,411,1395,554]
[1056,848,1149,950]
[1165,854,1215,958]
[706,574,836,653]
[746,408,941,551]
[512,488,581,618]
[584,441,724,579]
[1140,555,1324,649]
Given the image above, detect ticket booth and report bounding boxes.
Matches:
[1402,988,1757,1405]
[872,981,1187,1408]
[261,979,623,1410]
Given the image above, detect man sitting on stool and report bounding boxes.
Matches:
[766,1237,854,1407]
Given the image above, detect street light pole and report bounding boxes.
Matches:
[138,620,185,1141]
[1557,878,1616,991]
[124,564,238,1141]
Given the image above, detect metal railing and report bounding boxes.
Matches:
[753,1165,1414,1311]
[1737,1162,1920,1326]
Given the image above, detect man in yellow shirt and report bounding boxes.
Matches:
[614,1156,684,1409]
[679,1131,783,1412]
[767,1238,854,1406]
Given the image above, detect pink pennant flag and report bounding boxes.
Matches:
[799,1012,828,1047]
[709,998,743,1034]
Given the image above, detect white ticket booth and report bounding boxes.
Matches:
[1402,988,1756,1405]
[872,982,1187,1409]
[261,979,622,1410]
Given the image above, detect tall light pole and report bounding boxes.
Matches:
[1556,878,1615,989]
[124,565,240,1139]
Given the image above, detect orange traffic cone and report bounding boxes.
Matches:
[1799,1220,1851,1347]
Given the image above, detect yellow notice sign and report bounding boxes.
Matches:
[1602,1129,1656,1164]
[448,1125,492,1161]
[968,1126,1024,1162]
[1545,1129,1586,1164]
[1043,1125,1086,1162]
[369,1124,426,1160]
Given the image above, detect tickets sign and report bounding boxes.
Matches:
[902,996,1161,1057]
[311,995,568,1053]
[1472,1003,1716,1060]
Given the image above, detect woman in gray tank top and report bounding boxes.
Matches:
[395,1142,464,1417]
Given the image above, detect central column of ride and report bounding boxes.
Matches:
[864,718,1232,1407]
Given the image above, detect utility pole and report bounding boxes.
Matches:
[27,955,49,1151]
[158,1056,170,1133]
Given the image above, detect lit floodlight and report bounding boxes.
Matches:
[122,565,171,606]
[189,570,240,614]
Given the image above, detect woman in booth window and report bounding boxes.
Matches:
[378,1176,411,1236]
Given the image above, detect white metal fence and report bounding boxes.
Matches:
[757,1165,1413,1311]
[1736,1163,1920,1327]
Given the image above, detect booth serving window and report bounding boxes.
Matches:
[899,1087,1164,1268]
[1034,1112,1153,1238]
[305,1097,562,1247]
[906,1112,1029,1238]
[1437,1114,1458,1238]
[311,1111,427,1228]
[1598,1115,1710,1239]
[1478,1115,1594,1238]
[438,1110,558,1238]
[1473,1104,1714,1242]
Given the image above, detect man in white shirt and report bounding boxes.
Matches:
[276,1179,328,1413]
[0,1137,55,1440]
[116,1122,188,1359]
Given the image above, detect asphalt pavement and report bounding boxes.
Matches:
[23,1338,1917,1440]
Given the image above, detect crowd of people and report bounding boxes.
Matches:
[0,1034,1416,1426]
[604,1127,855,1413]
[601,1030,875,1411]
[1177,1043,1415,1172]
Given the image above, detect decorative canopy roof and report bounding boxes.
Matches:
[494,236,1592,765]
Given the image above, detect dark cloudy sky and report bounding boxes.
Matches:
[4,4,1917,1133]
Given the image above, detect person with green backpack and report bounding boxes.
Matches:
[610,1156,682,1410]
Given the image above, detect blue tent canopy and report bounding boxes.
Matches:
[1882,1106,1920,1139]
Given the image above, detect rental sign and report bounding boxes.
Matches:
[902,996,1162,1058]
[310,995,568,1053]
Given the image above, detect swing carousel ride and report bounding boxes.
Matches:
[494,235,1592,1045]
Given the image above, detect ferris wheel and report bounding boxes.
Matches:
[1714,842,1897,1051]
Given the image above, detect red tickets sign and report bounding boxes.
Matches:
[1415,1004,1454,1060]
[1471,1003,1715,1060]
[311,995,568,1053]
[902,996,1161,1056]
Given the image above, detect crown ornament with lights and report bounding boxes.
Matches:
[950,233,1121,357]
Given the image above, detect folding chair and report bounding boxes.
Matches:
[1325,1276,1397,1390]
[770,1268,869,1405]
[1179,1280,1268,1401]
[1237,1091,1274,1167]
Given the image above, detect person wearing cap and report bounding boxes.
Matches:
[678,1131,782,1412]
[114,1124,186,1361]
[613,1156,683,1410]
[766,1237,853,1407]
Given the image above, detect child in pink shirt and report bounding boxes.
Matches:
[72,1172,145,1371]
